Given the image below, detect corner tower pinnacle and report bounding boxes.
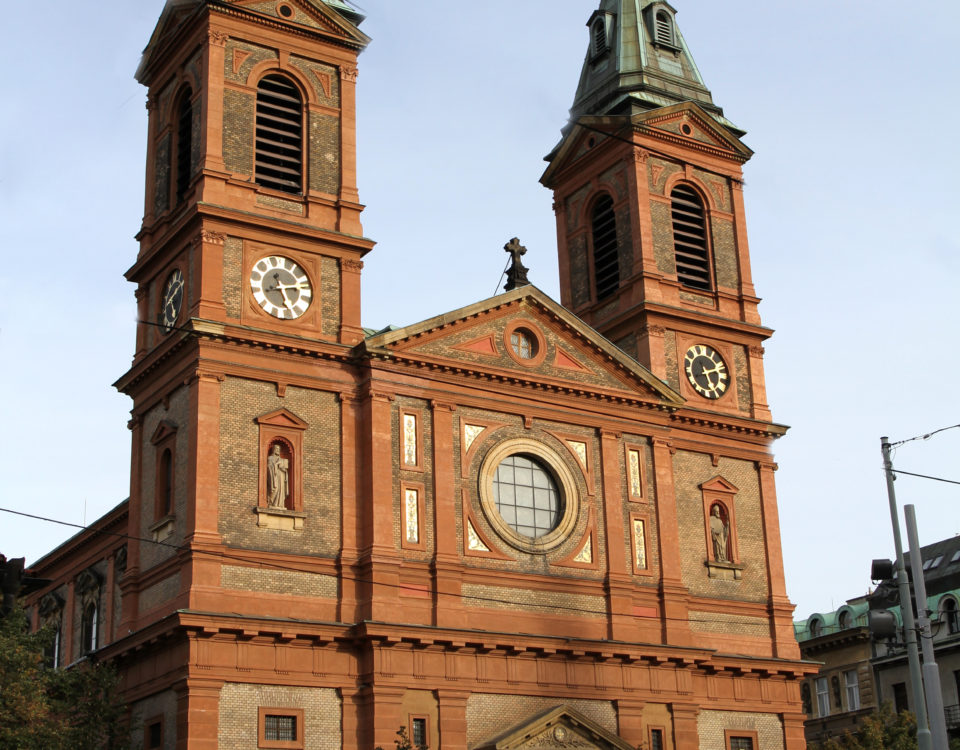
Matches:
[572,0,742,135]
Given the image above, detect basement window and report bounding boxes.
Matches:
[259,707,304,749]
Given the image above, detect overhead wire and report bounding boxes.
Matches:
[2,505,786,631]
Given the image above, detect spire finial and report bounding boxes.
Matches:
[503,238,530,291]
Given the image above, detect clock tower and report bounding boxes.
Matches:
[541,0,772,425]
[114,0,371,631]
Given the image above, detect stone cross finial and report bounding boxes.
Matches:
[503,237,530,291]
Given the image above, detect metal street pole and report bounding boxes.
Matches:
[881,436,931,750]
[905,504,949,750]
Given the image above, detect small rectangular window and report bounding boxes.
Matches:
[145,718,162,749]
[258,707,304,749]
[930,554,944,568]
[950,550,960,563]
[650,727,664,750]
[729,738,754,750]
[411,716,427,748]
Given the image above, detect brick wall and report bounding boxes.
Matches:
[219,379,341,556]
[697,709,784,750]
[128,689,178,750]
[218,683,340,749]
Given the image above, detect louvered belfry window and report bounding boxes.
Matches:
[255,74,303,194]
[655,10,673,45]
[175,88,193,204]
[671,184,712,290]
[592,18,607,55]
[591,194,620,301]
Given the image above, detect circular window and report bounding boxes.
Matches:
[277,3,294,17]
[478,438,579,552]
[510,330,536,360]
[493,454,560,538]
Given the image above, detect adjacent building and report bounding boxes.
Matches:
[795,535,960,745]
[22,1,812,748]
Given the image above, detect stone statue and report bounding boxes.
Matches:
[503,237,530,291]
[266,444,289,508]
[710,504,729,562]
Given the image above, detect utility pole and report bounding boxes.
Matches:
[881,436,932,750]
[905,504,949,749]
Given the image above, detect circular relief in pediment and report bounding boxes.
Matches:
[478,438,579,553]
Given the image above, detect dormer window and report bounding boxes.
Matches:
[655,10,674,46]
[588,12,614,59]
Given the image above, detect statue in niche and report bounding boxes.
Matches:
[710,503,730,562]
[266,444,290,508]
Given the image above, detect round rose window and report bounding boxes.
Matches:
[492,454,561,538]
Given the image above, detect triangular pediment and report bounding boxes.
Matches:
[150,420,178,445]
[476,705,634,750]
[700,475,739,494]
[255,408,308,431]
[633,102,753,158]
[363,287,683,407]
[136,0,368,83]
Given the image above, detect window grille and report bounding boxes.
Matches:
[671,184,711,290]
[175,89,192,203]
[255,74,303,194]
[412,717,427,748]
[264,714,297,741]
[591,194,619,300]
[650,728,664,750]
[729,738,754,750]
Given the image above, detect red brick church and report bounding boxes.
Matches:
[24,1,813,748]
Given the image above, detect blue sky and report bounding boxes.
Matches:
[1,0,958,621]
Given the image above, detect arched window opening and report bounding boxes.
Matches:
[159,448,173,518]
[943,597,960,635]
[809,617,823,638]
[592,18,607,55]
[174,87,193,204]
[591,194,619,301]
[671,184,711,291]
[255,74,304,194]
[838,610,852,630]
[81,602,98,654]
[655,10,674,45]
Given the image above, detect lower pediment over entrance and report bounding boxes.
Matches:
[475,705,633,750]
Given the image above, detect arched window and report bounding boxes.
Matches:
[838,610,852,630]
[655,10,674,45]
[670,184,711,291]
[592,18,607,55]
[255,74,304,194]
[174,87,193,204]
[158,448,173,518]
[81,602,98,654]
[942,597,960,635]
[809,617,823,638]
[590,194,619,301]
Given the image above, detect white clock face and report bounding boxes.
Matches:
[249,255,312,319]
[683,344,730,399]
[160,268,184,333]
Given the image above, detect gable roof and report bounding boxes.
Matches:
[362,286,684,409]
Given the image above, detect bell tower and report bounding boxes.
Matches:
[542,0,772,423]
[114,0,371,632]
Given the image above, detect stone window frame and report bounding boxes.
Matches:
[502,319,547,368]
[400,480,426,552]
[258,706,304,750]
[399,407,424,472]
[624,442,646,502]
[648,726,666,750]
[76,569,102,656]
[629,512,654,577]
[255,409,307,531]
[408,714,430,749]
[725,729,759,750]
[700,475,743,579]
[478,437,580,554]
[144,714,164,750]
[150,420,178,541]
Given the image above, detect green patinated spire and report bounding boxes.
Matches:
[571,0,742,135]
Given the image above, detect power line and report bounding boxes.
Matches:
[890,424,960,449]
[890,469,960,487]
[2,505,786,631]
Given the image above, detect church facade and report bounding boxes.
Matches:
[23,1,813,748]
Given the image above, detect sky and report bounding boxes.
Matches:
[1,0,958,623]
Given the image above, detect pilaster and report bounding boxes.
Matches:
[174,677,223,750]
[431,401,464,629]
[651,437,691,646]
